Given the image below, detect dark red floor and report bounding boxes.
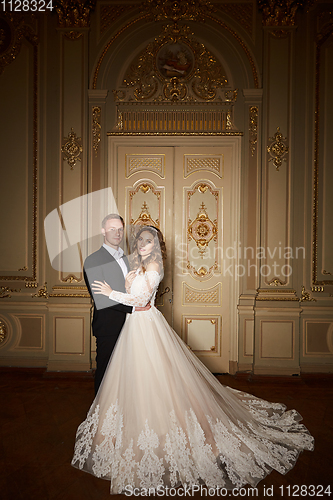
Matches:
[0,368,332,499]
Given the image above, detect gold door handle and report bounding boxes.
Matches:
[159,286,170,298]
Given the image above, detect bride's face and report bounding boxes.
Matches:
[137,230,155,260]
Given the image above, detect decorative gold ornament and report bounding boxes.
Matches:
[184,155,223,178]
[142,0,215,23]
[0,15,38,75]
[49,292,90,298]
[64,31,84,41]
[61,275,81,283]
[118,23,228,104]
[268,277,286,286]
[92,106,101,156]
[61,128,83,169]
[54,0,96,28]
[258,0,310,27]
[140,184,150,194]
[311,285,324,292]
[183,282,221,305]
[18,266,28,271]
[300,285,316,302]
[126,154,165,179]
[323,270,332,275]
[267,127,289,171]
[188,202,217,258]
[197,184,208,194]
[32,283,48,299]
[163,77,187,101]
[0,286,20,299]
[111,106,239,135]
[131,202,159,228]
[93,10,258,91]
[0,320,8,343]
[249,106,258,156]
[256,288,298,301]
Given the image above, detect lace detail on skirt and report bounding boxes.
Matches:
[137,421,165,489]
[72,401,314,494]
[71,405,100,469]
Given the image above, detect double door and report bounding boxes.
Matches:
[110,136,241,373]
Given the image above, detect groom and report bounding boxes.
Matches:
[84,214,148,394]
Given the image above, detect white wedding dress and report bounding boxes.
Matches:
[72,270,314,494]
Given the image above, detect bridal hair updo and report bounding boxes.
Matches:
[130,225,167,273]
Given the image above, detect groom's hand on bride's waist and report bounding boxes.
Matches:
[135,303,151,311]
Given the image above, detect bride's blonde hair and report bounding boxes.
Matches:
[130,225,166,273]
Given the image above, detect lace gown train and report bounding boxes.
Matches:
[71,270,314,494]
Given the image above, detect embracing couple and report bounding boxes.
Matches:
[72,214,314,495]
[83,214,161,394]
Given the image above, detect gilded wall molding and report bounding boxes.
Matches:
[312,19,333,287]
[258,0,310,27]
[92,106,101,156]
[127,180,163,238]
[54,0,96,28]
[184,154,224,178]
[0,16,38,282]
[125,154,165,179]
[32,283,49,299]
[0,286,20,299]
[0,319,8,344]
[188,202,217,258]
[300,285,316,302]
[61,128,83,169]
[183,315,220,353]
[0,14,38,75]
[142,0,215,22]
[267,127,289,171]
[249,106,258,156]
[185,181,220,280]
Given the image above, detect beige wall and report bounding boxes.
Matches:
[0,0,332,374]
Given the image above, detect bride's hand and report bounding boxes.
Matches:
[91,280,113,297]
[125,270,136,293]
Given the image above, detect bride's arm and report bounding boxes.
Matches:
[92,263,160,307]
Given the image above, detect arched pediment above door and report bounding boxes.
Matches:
[111,22,240,135]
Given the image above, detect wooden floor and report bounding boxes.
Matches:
[0,367,332,499]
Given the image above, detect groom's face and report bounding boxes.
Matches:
[102,218,124,249]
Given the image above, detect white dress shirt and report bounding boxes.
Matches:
[103,244,128,278]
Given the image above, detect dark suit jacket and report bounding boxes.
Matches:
[84,246,132,338]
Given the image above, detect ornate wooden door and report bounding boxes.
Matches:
[112,136,240,373]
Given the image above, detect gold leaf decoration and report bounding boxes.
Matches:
[61,128,83,169]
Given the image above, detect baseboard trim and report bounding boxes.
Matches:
[254,366,301,376]
[229,360,238,375]
[300,364,333,373]
[237,363,253,372]
[47,360,91,372]
[0,356,48,368]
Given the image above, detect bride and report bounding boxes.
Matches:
[71,225,314,494]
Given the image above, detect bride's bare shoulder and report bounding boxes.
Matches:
[146,261,160,273]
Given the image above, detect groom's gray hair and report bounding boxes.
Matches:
[101,213,124,228]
